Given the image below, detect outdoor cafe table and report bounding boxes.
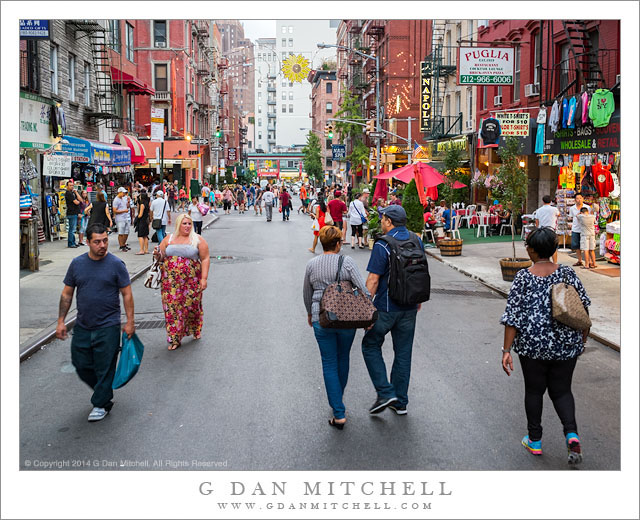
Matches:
[455,209,500,226]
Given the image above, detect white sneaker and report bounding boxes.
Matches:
[88,407,108,422]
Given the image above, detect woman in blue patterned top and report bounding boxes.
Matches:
[500,227,590,465]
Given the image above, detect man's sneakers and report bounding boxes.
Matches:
[388,403,407,415]
[566,433,583,465]
[521,435,542,456]
[88,407,109,422]
[369,396,398,414]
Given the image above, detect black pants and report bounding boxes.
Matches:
[193,220,203,234]
[71,324,121,408]
[518,354,578,441]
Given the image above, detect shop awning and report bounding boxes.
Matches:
[111,67,155,96]
[55,135,131,166]
[114,133,145,164]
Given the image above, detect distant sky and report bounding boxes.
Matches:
[240,20,276,42]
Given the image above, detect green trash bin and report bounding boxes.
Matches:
[189,179,201,201]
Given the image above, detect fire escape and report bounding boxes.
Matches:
[66,20,121,128]
[422,20,459,140]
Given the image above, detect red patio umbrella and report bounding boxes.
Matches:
[451,180,468,189]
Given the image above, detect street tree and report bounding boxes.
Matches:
[333,90,370,170]
[402,179,425,234]
[302,131,323,185]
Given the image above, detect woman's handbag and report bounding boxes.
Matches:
[319,256,378,329]
[324,212,334,226]
[197,203,210,216]
[311,219,320,232]
[112,332,144,389]
[352,202,367,224]
[144,257,162,289]
[551,273,592,330]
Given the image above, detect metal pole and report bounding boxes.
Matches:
[160,141,164,184]
[215,137,219,187]
[375,54,381,179]
[407,116,412,164]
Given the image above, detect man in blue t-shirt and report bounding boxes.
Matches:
[56,223,135,422]
[362,205,424,416]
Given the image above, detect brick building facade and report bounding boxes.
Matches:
[308,69,338,177]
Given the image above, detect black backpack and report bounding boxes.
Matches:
[379,233,431,305]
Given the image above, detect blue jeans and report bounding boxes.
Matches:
[312,322,357,419]
[361,309,418,407]
[157,225,166,243]
[67,214,78,247]
[282,205,290,220]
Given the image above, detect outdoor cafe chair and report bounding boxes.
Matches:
[499,215,513,236]
[476,212,490,238]
[459,204,476,228]
[447,213,461,240]
[421,224,435,244]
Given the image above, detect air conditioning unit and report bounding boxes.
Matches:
[493,95,502,106]
[615,73,620,84]
[156,41,166,48]
[464,120,473,131]
[524,83,540,97]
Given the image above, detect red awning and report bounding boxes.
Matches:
[114,133,145,164]
[111,67,155,96]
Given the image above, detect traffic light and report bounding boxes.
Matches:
[365,119,375,134]
[215,126,222,138]
[327,125,333,139]
[324,124,330,138]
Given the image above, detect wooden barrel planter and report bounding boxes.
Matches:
[499,258,532,282]
[438,238,463,256]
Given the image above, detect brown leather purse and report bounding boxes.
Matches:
[551,271,591,330]
[319,256,378,329]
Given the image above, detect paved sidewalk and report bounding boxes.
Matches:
[19,210,219,357]
[425,239,621,350]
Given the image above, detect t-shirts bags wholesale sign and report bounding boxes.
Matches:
[496,113,530,137]
[458,47,514,85]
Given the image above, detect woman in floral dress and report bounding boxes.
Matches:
[154,213,210,350]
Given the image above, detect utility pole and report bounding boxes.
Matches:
[406,116,412,164]
[375,53,381,179]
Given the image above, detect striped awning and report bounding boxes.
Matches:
[114,134,145,164]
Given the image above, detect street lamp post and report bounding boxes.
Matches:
[318,43,380,183]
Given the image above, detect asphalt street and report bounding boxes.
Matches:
[19,206,621,471]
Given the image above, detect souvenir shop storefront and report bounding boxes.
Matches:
[46,136,132,241]
[538,109,621,264]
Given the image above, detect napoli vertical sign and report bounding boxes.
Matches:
[420,61,432,132]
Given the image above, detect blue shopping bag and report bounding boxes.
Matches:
[112,332,144,389]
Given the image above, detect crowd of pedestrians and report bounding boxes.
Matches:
[55,177,592,467]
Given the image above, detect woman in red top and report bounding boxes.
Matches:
[178,187,187,211]
[308,198,327,254]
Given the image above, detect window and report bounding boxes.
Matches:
[482,85,487,110]
[326,158,333,168]
[467,20,473,38]
[326,101,332,113]
[257,79,262,88]
[466,88,473,123]
[289,91,294,100]
[282,104,286,113]
[258,91,262,99]
[455,25,461,65]
[282,91,286,100]
[68,53,76,101]
[446,32,451,65]
[282,79,287,87]
[288,38,293,47]
[559,43,570,92]
[533,32,541,86]
[108,20,121,51]
[289,82,293,87]
[49,43,58,95]
[258,132,262,140]
[154,63,168,91]
[326,82,333,93]
[282,38,286,47]
[128,94,135,130]
[153,20,167,48]
[83,62,91,106]
[288,160,294,168]
[289,104,293,113]
[445,95,450,117]
[126,23,134,62]
[496,86,503,105]
[513,45,521,101]
[289,26,293,33]
[281,26,287,33]
[258,118,262,127]
[455,92,461,116]
[325,139,332,149]
[258,105,262,113]
[282,52,286,60]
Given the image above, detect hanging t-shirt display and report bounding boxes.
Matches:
[581,92,590,125]
[480,117,501,145]
[589,89,615,127]
[548,100,560,133]
[592,162,614,197]
[82,165,96,183]
[566,96,577,128]
[561,96,569,128]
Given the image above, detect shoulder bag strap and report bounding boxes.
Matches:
[336,255,345,282]
[161,201,167,219]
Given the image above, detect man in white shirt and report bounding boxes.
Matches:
[568,194,591,267]
[150,191,171,242]
[112,187,132,252]
[348,191,369,249]
[535,195,561,262]
[262,186,275,222]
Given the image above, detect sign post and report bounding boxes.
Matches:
[151,108,165,183]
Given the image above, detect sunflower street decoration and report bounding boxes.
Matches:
[281,54,311,83]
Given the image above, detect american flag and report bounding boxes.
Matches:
[412,143,428,162]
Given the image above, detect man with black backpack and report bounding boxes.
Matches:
[362,205,430,415]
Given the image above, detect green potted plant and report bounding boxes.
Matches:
[367,208,381,249]
[493,136,532,281]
